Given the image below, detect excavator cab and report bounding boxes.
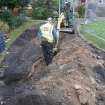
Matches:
[57,0,75,34]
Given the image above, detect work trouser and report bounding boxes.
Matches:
[41,42,54,65]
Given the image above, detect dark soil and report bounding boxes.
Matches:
[0,28,105,105]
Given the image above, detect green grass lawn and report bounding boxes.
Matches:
[80,21,105,49]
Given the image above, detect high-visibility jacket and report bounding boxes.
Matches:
[40,23,54,43]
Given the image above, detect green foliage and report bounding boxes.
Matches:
[15,15,26,27]
[0,0,17,9]
[33,0,44,7]
[7,15,26,29]
[0,10,15,28]
[32,7,52,19]
[17,0,30,7]
[0,10,26,29]
[78,5,85,18]
[0,10,13,24]
[32,0,58,19]
[0,0,30,9]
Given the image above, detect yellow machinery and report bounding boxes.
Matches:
[57,0,75,34]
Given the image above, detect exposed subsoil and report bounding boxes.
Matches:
[0,28,105,105]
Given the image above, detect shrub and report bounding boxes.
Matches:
[7,17,16,29]
[0,9,13,24]
[0,21,10,33]
[32,7,53,19]
[0,9,16,28]
[78,5,85,18]
[32,7,45,19]
[0,10,26,29]
[8,15,26,29]
[15,14,26,27]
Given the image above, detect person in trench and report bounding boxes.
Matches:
[38,17,59,65]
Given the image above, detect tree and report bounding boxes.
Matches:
[0,0,30,9]
[17,0,30,7]
[0,0,17,9]
[32,0,58,19]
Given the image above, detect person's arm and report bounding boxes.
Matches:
[52,26,59,49]
[52,26,59,43]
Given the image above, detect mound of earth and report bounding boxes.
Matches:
[0,29,43,84]
[0,30,105,105]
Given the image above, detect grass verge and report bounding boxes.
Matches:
[80,21,105,49]
[6,20,43,48]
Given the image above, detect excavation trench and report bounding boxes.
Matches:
[0,28,105,105]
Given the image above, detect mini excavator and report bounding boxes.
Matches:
[57,0,75,34]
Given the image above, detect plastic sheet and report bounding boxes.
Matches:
[0,32,5,53]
